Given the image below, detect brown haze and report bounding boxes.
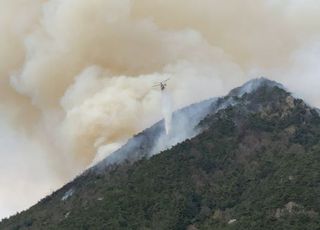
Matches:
[1,0,320,218]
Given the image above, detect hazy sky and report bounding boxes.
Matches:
[1,0,320,219]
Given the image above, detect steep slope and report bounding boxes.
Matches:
[94,77,280,170]
[93,96,216,170]
[1,78,320,230]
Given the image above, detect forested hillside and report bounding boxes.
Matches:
[1,80,320,230]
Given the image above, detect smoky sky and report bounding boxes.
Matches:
[1,0,320,219]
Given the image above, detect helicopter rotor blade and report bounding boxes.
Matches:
[152,78,169,87]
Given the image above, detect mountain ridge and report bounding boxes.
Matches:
[2,77,320,230]
[94,77,284,171]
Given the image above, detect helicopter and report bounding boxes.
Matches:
[152,78,170,91]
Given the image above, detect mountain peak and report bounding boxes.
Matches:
[94,77,289,172]
[228,77,284,97]
[2,79,320,229]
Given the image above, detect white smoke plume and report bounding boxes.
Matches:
[1,0,320,218]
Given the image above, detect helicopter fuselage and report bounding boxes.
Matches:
[160,83,166,91]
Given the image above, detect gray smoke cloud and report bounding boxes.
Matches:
[1,0,320,218]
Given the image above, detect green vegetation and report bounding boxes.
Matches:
[1,84,320,229]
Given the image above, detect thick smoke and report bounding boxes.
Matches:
[1,0,320,218]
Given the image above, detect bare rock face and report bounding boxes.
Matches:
[186,225,199,230]
[285,201,300,213]
[275,201,319,219]
[228,219,237,224]
[213,209,224,220]
[286,96,295,109]
[275,201,300,218]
